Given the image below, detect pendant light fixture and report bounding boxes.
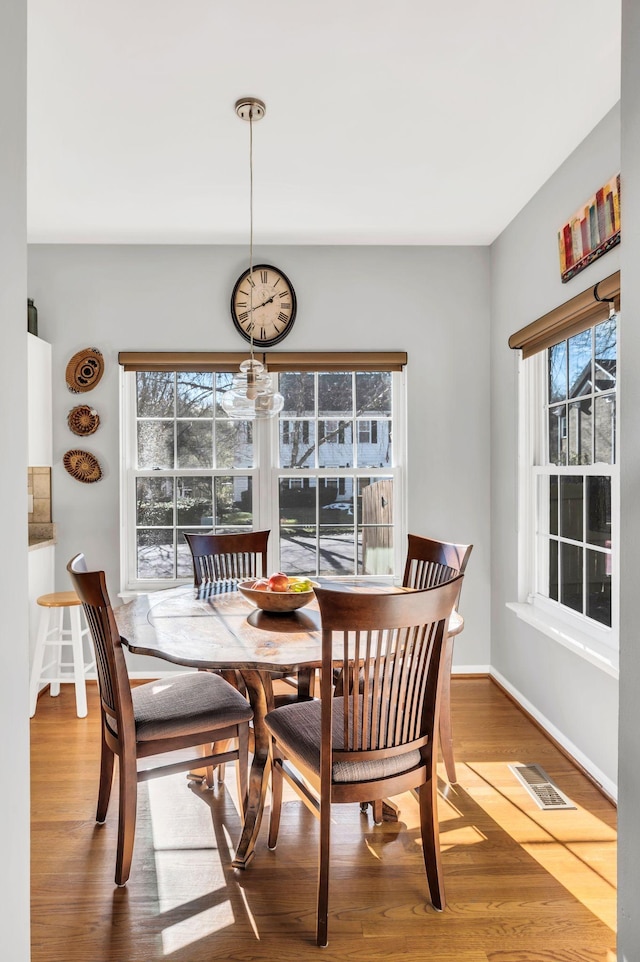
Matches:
[221,98,284,420]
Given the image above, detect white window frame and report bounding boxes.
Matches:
[508,344,619,677]
[120,367,406,593]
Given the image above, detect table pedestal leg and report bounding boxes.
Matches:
[232,669,273,869]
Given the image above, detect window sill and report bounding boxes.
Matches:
[506,601,619,679]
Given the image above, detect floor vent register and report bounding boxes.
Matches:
[509,763,576,810]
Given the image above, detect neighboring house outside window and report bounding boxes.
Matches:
[122,366,404,590]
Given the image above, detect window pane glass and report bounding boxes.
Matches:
[567,399,592,465]
[360,477,393,574]
[215,372,235,417]
[568,329,592,398]
[279,525,317,575]
[216,420,253,468]
[130,367,402,585]
[594,317,617,391]
[215,476,252,527]
[318,420,353,468]
[549,539,558,601]
[357,419,392,468]
[177,529,201,578]
[176,476,213,526]
[137,372,175,417]
[137,421,173,469]
[549,475,558,536]
[560,542,582,613]
[137,528,174,579]
[548,341,567,403]
[177,420,213,468]
[361,525,394,575]
[560,476,583,542]
[539,320,616,628]
[318,372,352,416]
[548,405,566,466]
[319,527,356,575]
[320,486,354,523]
[359,477,392,522]
[136,477,173,526]
[356,372,391,414]
[594,395,615,464]
[279,477,317,526]
[280,420,316,469]
[280,372,315,417]
[586,548,612,627]
[176,372,213,417]
[586,476,611,548]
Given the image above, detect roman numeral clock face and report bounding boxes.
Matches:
[230,264,297,348]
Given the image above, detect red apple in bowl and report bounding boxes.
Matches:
[268,572,289,592]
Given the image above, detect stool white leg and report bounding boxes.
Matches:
[29,608,51,718]
[50,607,64,697]
[69,605,88,718]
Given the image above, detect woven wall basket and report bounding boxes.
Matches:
[66,347,104,393]
[63,449,103,483]
[67,404,100,436]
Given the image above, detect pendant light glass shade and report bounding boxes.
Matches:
[221,358,284,419]
[222,97,282,420]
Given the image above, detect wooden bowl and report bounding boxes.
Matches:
[237,578,318,613]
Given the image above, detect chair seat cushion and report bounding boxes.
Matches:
[265,697,421,784]
[131,671,253,741]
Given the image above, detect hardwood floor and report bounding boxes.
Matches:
[30,678,617,961]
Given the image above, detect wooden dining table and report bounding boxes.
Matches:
[114,580,462,870]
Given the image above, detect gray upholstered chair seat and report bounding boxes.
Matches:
[265,697,421,784]
[106,672,253,741]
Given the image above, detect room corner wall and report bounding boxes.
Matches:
[617,0,640,954]
[489,105,621,792]
[0,0,30,958]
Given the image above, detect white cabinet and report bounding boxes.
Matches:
[28,545,55,665]
[27,333,54,670]
[27,332,52,465]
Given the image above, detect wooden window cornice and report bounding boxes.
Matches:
[118,351,408,373]
[509,270,620,359]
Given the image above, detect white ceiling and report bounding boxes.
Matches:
[27,0,621,246]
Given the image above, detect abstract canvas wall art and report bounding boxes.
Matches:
[558,174,620,283]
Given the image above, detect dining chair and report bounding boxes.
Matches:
[183,530,270,587]
[265,577,463,947]
[184,529,314,704]
[403,534,473,784]
[67,553,254,887]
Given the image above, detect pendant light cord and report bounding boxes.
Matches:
[248,108,255,365]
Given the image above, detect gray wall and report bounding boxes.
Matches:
[28,243,492,672]
[618,0,640,954]
[1,0,30,958]
[489,104,621,793]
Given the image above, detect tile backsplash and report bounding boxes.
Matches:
[28,467,55,545]
[28,466,52,523]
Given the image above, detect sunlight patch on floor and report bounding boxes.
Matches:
[455,761,617,931]
[140,771,264,953]
[160,904,237,955]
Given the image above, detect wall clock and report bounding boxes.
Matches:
[230,264,297,348]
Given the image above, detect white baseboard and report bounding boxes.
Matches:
[490,667,617,802]
[452,664,491,675]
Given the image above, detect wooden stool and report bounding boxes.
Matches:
[29,591,94,718]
